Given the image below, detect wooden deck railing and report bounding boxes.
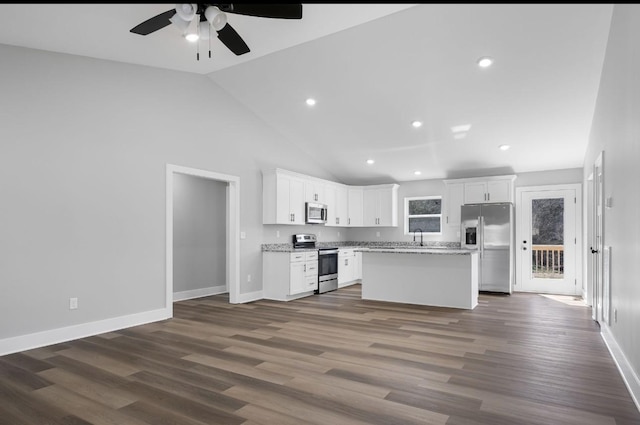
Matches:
[532,244,564,278]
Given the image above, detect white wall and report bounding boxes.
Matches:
[346,168,582,243]
[173,173,226,294]
[0,44,335,342]
[583,3,640,399]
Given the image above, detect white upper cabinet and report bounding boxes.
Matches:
[263,169,399,227]
[486,180,512,202]
[324,182,349,227]
[347,187,364,227]
[324,182,337,227]
[263,169,306,225]
[443,182,464,227]
[363,184,399,227]
[448,175,516,205]
[335,184,349,227]
[305,180,325,204]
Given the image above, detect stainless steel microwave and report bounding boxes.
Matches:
[305,202,327,224]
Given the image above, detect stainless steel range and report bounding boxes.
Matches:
[292,234,339,294]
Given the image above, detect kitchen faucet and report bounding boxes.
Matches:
[413,228,424,246]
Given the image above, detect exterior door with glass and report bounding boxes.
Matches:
[516,185,581,295]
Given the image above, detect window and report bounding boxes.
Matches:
[405,196,442,235]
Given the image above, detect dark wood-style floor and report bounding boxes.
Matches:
[1,285,639,425]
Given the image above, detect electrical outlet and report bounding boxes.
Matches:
[318,231,322,237]
[247,274,251,282]
[240,231,246,239]
[337,231,340,237]
[376,231,380,237]
[69,297,78,310]
[276,230,280,238]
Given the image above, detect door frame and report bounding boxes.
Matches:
[166,164,240,317]
[589,151,605,323]
[515,183,582,294]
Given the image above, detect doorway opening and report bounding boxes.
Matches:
[515,184,582,296]
[165,164,240,317]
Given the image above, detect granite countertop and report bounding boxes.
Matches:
[356,247,474,255]
[261,241,462,253]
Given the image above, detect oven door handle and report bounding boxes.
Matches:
[318,249,339,255]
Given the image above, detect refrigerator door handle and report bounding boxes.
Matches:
[478,216,484,258]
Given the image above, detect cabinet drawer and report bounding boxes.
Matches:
[305,262,318,276]
[339,249,354,258]
[305,251,318,261]
[290,252,306,262]
[304,276,318,291]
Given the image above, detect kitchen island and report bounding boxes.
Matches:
[358,247,479,310]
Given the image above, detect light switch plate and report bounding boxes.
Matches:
[240,231,246,239]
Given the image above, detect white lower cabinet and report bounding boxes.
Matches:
[263,251,318,301]
[338,248,362,287]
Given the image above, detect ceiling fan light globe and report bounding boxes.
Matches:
[169,13,190,33]
[205,6,227,31]
[175,3,197,22]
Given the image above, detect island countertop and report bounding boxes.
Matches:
[355,247,473,255]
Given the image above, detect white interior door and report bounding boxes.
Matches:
[516,186,580,295]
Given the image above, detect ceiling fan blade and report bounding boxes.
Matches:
[217,24,250,55]
[223,4,302,19]
[130,9,176,35]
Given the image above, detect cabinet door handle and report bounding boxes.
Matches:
[348,218,350,225]
[487,193,490,201]
[304,264,306,272]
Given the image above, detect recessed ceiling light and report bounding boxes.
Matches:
[411,120,423,128]
[451,124,471,133]
[414,171,422,176]
[366,159,375,165]
[453,133,467,140]
[305,98,316,106]
[477,56,494,68]
[499,144,510,151]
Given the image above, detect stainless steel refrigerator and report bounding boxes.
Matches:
[461,203,514,293]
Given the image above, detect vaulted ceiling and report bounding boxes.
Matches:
[0,4,612,184]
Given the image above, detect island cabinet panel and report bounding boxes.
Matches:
[361,251,479,309]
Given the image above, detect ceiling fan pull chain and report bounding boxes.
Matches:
[196,15,200,61]
[209,23,212,58]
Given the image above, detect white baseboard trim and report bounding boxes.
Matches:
[235,290,263,304]
[601,324,640,412]
[0,308,170,356]
[173,285,227,302]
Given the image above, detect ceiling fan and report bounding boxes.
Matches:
[130,4,302,59]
